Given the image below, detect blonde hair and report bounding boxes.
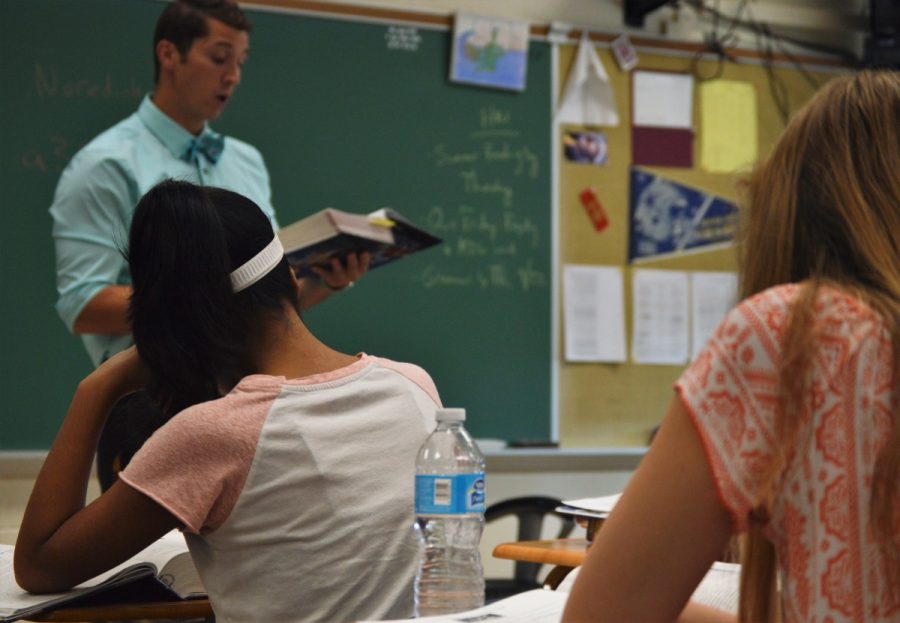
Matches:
[737,70,900,621]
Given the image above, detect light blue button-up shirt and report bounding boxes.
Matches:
[51,95,279,366]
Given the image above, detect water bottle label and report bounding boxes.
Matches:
[415,473,485,514]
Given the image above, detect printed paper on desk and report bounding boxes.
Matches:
[553,562,739,614]
[561,493,622,514]
[556,35,619,126]
[563,265,626,363]
[363,588,568,622]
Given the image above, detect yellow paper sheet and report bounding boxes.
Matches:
[700,80,758,173]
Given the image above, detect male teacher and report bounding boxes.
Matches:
[50,0,369,490]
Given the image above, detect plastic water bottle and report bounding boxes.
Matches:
[414,408,486,616]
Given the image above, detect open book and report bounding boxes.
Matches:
[0,531,204,623]
[555,493,622,541]
[555,493,622,520]
[277,207,441,277]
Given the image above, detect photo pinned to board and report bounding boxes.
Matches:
[563,130,608,165]
[449,12,530,91]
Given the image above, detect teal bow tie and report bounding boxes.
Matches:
[183,132,224,164]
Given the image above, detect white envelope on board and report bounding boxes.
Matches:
[556,35,620,126]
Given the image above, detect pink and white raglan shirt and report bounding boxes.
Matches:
[120,354,440,623]
[677,284,899,622]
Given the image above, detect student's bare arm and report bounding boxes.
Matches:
[678,601,737,623]
[72,286,132,335]
[14,348,180,593]
[561,396,735,622]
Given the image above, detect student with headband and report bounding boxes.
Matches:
[18,180,440,623]
[50,0,370,492]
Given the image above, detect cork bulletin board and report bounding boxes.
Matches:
[555,42,843,447]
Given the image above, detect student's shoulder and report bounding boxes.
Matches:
[366,355,433,383]
[707,284,798,349]
[813,284,884,328]
[809,287,889,368]
[738,283,800,315]
[721,283,888,381]
[366,355,441,405]
[740,282,883,337]
[160,387,279,449]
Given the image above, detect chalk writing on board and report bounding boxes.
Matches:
[517,259,547,291]
[469,129,520,140]
[433,143,538,178]
[34,62,143,100]
[483,142,539,177]
[432,145,479,167]
[470,105,522,139]
[480,104,511,129]
[415,106,547,292]
[459,170,514,207]
[21,62,143,172]
[21,136,74,174]
[384,26,421,52]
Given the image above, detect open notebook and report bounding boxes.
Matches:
[0,531,204,623]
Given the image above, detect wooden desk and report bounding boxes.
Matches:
[24,599,213,621]
[492,538,590,589]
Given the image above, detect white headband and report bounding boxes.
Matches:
[229,236,285,293]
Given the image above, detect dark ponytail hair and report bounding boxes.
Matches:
[127,180,297,417]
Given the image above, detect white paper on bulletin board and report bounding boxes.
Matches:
[632,269,689,364]
[563,265,626,363]
[632,70,694,129]
[690,271,738,358]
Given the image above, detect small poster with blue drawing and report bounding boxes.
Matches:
[450,13,530,91]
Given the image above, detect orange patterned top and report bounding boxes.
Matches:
[677,284,898,622]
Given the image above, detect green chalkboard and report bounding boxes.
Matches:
[0,0,551,449]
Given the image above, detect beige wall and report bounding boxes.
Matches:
[278,0,865,59]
